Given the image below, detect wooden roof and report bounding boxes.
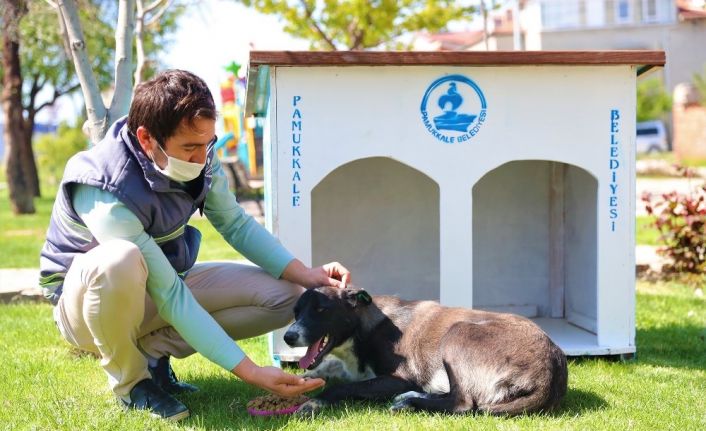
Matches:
[249,50,664,67]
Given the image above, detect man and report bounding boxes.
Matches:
[40,70,350,421]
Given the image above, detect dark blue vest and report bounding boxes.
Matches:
[39,117,214,305]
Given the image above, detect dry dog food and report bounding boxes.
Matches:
[246,394,309,416]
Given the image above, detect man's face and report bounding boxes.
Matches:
[138,117,216,168]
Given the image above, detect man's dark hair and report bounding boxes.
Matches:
[128,69,217,144]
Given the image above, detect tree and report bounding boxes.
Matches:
[55,0,135,144]
[135,0,179,85]
[1,0,182,214]
[54,0,184,143]
[239,0,476,50]
[1,1,114,213]
[2,0,35,213]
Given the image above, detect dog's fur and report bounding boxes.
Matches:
[284,287,567,416]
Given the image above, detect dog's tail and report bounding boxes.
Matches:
[478,387,548,416]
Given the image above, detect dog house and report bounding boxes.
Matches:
[244,51,665,364]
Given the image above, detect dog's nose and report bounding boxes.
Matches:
[283,331,299,345]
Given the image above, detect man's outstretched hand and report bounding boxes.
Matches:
[233,358,325,397]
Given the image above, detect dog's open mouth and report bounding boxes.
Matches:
[299,335,333,369]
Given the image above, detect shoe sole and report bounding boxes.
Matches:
[151,409,190,422]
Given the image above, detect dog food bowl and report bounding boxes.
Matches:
[246,394,309,416]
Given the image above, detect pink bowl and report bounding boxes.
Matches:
[247,404,303,416]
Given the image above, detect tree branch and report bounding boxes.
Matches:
[56,0,107,143]
[143,0,164,14]
[108,0,135,121]
[145,0,174,26]
[35,82,81,113]
[298,0,338,51]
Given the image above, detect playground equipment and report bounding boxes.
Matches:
[218,62,263,180]
[244,51,665,364]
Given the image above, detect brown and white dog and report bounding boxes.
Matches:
[284,286,567,416]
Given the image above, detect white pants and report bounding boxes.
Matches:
[53,240,304,398]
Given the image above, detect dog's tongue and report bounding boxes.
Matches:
[298,337,323,369]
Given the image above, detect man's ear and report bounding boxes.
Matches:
[135,126,158,156]
[345,289,373,308]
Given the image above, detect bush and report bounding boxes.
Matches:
[34,123,88,187]
[637,78,672,122]
[642,166,706,278]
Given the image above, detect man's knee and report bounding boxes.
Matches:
[264,282,304,329]
[271,281,305,310]
[87,240,148,294]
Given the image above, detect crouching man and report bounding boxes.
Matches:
[40,69,350,421]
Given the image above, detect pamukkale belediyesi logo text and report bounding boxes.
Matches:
[420,74,487,144]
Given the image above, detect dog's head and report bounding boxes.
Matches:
[284,286,373,370]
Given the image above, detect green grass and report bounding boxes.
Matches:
[636,215,661,246]
[188,216,244,262]
[0,186,56,268]
[0,281,704,430]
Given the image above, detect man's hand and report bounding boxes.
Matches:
[282,259,351,289]
[233,357,325,397]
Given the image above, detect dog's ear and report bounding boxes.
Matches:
[345,289,373,308]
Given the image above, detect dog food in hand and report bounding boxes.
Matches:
[247,394,309,416]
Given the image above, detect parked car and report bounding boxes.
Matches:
[636,120,669,154]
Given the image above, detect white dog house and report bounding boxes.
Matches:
[244,51,665,363]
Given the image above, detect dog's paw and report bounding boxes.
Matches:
[294,399,326,417]
[389,391,425,413]
[303,358,346,380]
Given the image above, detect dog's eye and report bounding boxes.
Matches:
[316,307,326,313]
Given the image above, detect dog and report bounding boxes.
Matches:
[284,286,568,416]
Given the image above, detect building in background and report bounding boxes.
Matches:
[414,0,706,92]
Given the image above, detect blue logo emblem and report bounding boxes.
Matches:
[420,74,487,143]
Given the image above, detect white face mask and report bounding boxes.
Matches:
[150,144,205,182]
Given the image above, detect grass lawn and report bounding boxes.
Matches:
[0,188,56,269]
[0,281,704,430]
[636,215,661,246]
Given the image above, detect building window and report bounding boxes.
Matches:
[642,0,673,23]
[541,0,581,29]
[615,0,633,24]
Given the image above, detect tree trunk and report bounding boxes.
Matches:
[22,115,41,197]
[2,0,35,214]
[58,0,136,143]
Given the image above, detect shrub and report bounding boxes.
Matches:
[34,123,88,187]
[637,78,672,122]
[642,166,706,278]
